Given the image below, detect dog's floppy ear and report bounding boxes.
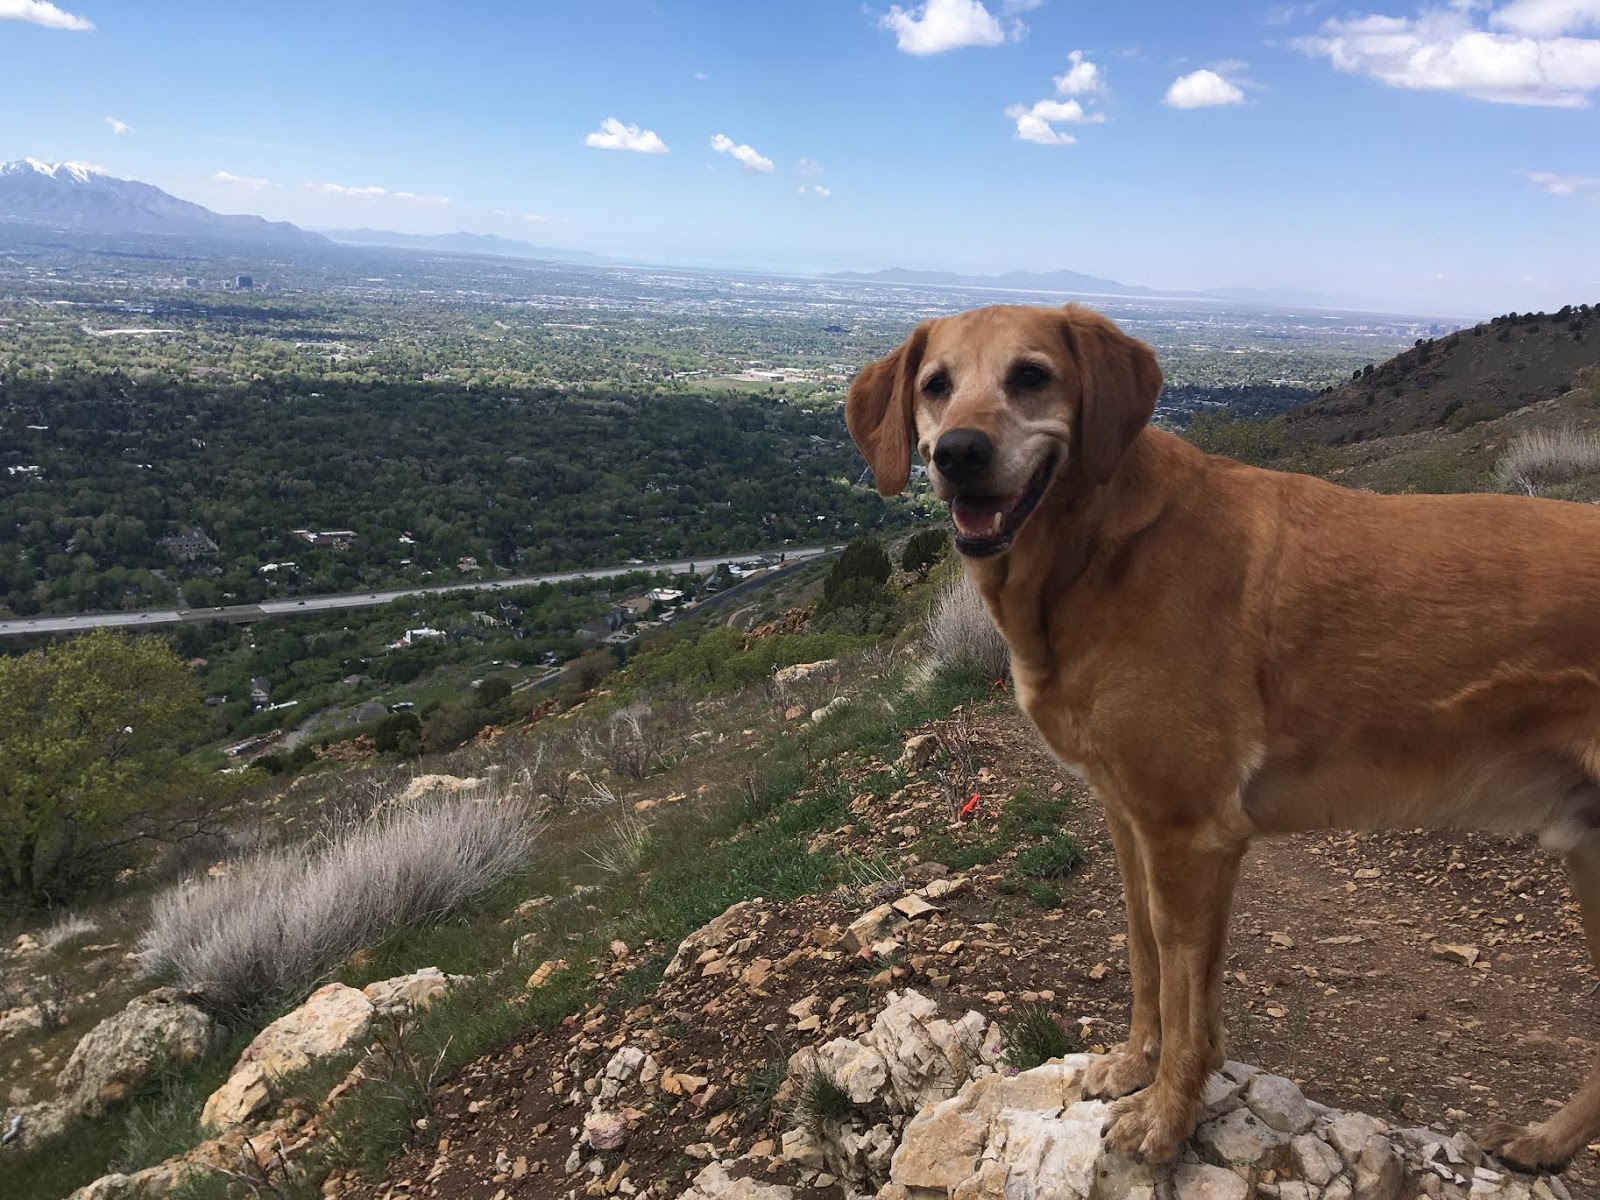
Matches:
[846,322,931,497]
[1060,305,1163,485]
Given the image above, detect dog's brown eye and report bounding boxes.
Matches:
[923,371,951,398]
[1009,362,1050,392]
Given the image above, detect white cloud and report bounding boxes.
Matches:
[1054,49,1105,94]
[1296,5,1600,107]
[303,182,447,204]
[798,184,832,197]
[710,132,774,173]
[1164,68,1247,107]
[1005,97,1105,144]
[104,116,130,136]
[797,157,825,176]
[305,182,387,199]
[1492,0,1600,36]
[693,71,710,80]
[881,0,1009,54]
[522,211,553,222]
[1521,167,1600,195]
[215,170,271,190]
[585,116,670,153]
[0,0,93,30]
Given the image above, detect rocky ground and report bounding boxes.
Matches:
[335,706,1600,1199]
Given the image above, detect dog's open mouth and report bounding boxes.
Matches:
[949,454,1056,558]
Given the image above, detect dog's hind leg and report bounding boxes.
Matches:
[1085,810,1161,1100]
[1483,838,1600,1173]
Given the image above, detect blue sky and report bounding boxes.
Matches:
[2,0,1598,313]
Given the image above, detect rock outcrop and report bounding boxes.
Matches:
[6,987,216,1151]
[740,987,1575,1200]
[7,969,466,1200]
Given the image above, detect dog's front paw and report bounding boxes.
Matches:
[1102,1087,1197,1162]
[1084,1042,1157,1100]
[1481,1120,1577,1175]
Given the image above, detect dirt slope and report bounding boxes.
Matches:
[347,706,1600,1199]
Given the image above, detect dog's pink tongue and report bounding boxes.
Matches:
[952,496,1006,538]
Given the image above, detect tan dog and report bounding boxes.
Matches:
[846,302,1600,1172]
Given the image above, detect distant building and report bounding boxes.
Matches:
[387,626,446,649]
[621,596,654,620]
[350,700,388,725]
[292,528,358,550]
[162,528,219,561]
[457,556,480,574]
[646,588,684,605]
[576,610,627,641]
[236,274,254,290]
[249,677,272,706]
[183,277,200,288]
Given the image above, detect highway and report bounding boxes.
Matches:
[0,545,835,639]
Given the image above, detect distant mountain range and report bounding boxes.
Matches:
[825,267,1342,309]
[321,228,602,264]
[0,159,327,246]
[0,160,1357,308]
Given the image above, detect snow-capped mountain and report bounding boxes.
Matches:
[0,159,327,245]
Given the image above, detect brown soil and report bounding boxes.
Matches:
[347,706,1600,1199]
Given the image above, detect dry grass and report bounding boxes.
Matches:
[138,792,538,1015]
[1495,425,1600,495]
[919,571,1010,686]
[37,913,98,954]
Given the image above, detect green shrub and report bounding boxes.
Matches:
[373,712,423,756]
[998,1006,1076,1070]
[475,676,513,709]
[422,702,487,753]
[821,537,892,614]
[901,528,950,578]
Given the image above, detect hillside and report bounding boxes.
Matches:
[3,558,1592,1199]
[1282,304,1600,446]
[0,160,326,246]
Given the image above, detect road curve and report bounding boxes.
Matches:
[0,546,835,639]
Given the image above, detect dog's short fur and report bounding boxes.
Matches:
[847,303,1600,1171]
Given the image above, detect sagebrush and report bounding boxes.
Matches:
[921,571,1009,684]
[139,792,538,1014]
[1495,426,1600,495]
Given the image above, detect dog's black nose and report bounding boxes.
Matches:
[933,429,994,488]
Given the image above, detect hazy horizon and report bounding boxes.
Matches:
[4,0,1599,313]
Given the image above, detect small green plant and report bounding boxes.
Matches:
[740,1059,788,1120]
[998,1006,1076,1071]
[1011,833,1088,880]
[791,1065,854,1130]
[995,877,1063,909]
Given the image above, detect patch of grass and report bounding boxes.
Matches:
[1011,833,1088,880]
[791,1065,854,1131]
[739,1059,788,1120]
[998,1006,1076,1071]
[997,787,1072,842]
[995,877,1063,909]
